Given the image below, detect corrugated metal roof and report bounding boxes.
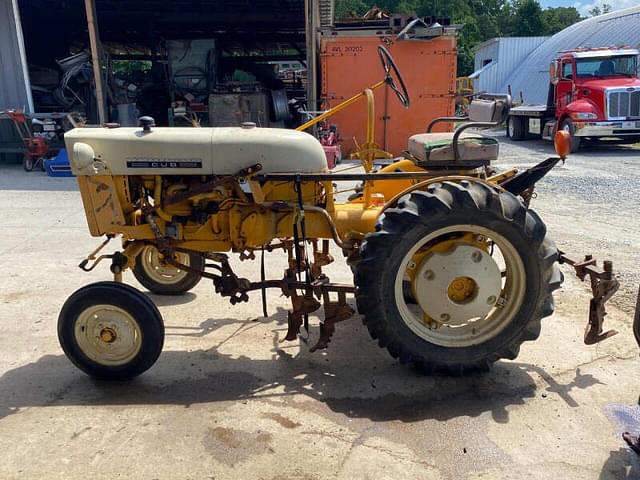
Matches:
[501,6,640,104]
[472,37,499,52]
[471,37,548,94]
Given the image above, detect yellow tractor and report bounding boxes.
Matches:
[455,76,473,117]
[59,47,619,380]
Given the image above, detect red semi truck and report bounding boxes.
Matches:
[507,47,640,151]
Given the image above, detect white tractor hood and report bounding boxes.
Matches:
[64,125,328,176]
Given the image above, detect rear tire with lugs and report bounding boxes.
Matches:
[355,181,562,374]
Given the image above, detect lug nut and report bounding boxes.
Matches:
[487,295,497,305]
[423,270,434,280]
[440,313,450,321]
[471,251,482,263]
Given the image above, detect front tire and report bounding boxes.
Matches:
[58,281,164,380]
[355,181,562,374]
[133,245,204,295]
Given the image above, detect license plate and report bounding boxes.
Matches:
[621,121,638,129]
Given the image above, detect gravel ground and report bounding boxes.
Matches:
[493,133,640,314]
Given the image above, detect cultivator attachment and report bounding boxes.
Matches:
[559,252,619,345]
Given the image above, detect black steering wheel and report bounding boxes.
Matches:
[378,46,410,108]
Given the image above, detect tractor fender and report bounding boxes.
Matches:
[378,176,503,218]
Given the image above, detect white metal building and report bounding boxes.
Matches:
[470,36,549,94]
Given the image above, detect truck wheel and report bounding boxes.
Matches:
[355,181,562,375]
[133,245,204,295]
[507,116,525,140]
[560,118,581,153]
[58,281,164,380]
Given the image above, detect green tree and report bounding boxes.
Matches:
[333,0,584,76]
[542,6,581,35]
[589,5,601,16]
[514,0,546,36]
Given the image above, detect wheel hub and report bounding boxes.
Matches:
[100,327,117,343]
[447,276,478,303]
[414,243,502,326]
[142,246,190,284]
[75,305,142,366]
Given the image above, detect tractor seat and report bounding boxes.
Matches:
[408,132,499,163]
[406,95,510,169]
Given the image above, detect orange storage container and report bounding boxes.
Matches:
[320,34,457,157]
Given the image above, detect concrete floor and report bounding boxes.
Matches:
[0,135,639,479]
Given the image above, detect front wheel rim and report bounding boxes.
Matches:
[508,118,514,137]
[140,246,191,285]
[394,225,527,348]
[74,304,143,366]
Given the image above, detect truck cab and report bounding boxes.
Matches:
[508,47,640,151]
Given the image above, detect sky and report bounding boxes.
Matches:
[539,0,638,16]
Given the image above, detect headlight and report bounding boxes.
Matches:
[570,112,598,120]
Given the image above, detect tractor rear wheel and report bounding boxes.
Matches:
[133,245,204,295]
[355,181,562,374]
[58,281,164,380]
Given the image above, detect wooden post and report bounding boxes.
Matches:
[84,0,106,124]
[305,0,319,124]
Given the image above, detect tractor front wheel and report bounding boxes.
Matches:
[58,281,164,380]
[133,245,204,295]
[355,181,562,374]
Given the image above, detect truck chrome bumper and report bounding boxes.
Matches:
[575,121,640,137]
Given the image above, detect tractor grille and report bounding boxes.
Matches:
[608,89,640,119]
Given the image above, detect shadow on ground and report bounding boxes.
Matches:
[599,448,638,479]
[0,307,605,427]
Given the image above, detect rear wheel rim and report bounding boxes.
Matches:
[508,118,515,137]
[74,304,142,366]
[140,246,190,285]
[394,225,526,348]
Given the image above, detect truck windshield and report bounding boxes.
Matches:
[576,56,637,78]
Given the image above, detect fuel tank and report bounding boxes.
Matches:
[64,125,328,176]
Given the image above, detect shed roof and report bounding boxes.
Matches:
[19,0,308,67]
